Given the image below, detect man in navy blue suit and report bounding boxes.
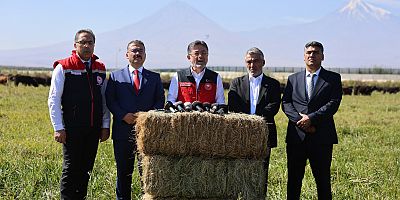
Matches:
[105,40,165,200]
[282,41,342,199]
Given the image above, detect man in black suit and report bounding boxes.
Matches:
[228,47,281,195]
[282,41,342,199]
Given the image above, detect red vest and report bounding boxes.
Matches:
[53,51,106,128]
[177,68,218,103]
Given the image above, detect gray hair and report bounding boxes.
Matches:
[246,47,264,60]
[127,40,145,51]
[305,41,324,53]
[187,40,208,54]
[74,29,95,43]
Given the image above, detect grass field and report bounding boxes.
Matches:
[0,84,399,199]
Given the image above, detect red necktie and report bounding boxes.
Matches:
[133,69,140,94]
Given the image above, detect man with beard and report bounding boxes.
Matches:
[105,40,165,199]
[228,47,281,197]
[167,40,225,104]
[48,29,110,199]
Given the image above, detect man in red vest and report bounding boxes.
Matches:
[167,40,225,104]
[48,29,110,199]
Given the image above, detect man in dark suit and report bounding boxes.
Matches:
[282,41,342,199]
[105,40,165,200]
[228,47,281,196]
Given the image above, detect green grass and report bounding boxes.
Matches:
[1,85,399,199]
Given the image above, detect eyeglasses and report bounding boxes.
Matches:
[190,51,208,57]
[129,49,145,54]
[76,40,94,46]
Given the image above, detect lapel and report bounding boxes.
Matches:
[257,74,268,105]
[242,75,250,104]
[139,68,149,94]
[298,70,307,101]
[122,66,135,94]
[310,67,327,100]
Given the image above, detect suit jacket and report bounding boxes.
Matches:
[105,66,165,140]
[228,74,281,148]
[282,67,342,144]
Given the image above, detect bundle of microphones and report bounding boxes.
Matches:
[161,101,229,115]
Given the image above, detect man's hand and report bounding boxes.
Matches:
[54,129,66,144]
[297,113,311,129]
[99,128,110,142]
[122,113,138,125]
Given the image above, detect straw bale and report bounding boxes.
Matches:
[141,155,266,199]
[135,111,268,159]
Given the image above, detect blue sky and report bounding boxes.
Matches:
[1,0,399,50]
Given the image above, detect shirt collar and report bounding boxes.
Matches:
[77,54,91,65]
[306,67,321,77]
[129,65,143,74]
[249,73,263,83]
[190,67,206,77]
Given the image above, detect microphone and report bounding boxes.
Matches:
[203,102,211,112]
[210,103,219,114]
[192,101,204,112]
[184,102,192,112]
[215,104,228,115]
[164,101,178,113]
[173,101,185,112]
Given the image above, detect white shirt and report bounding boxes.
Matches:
[167,68,225,104]
[305,67,321,97]
[249,74,263,114]
[129,65,143,89]
[48,58,110,131]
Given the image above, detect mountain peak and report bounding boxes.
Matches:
[339,0,391,21]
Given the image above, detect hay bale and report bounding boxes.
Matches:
[141,155,266,199]
[135,111,268,159]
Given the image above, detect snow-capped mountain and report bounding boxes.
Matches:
[0,0,398,68]
[340,0,392,21]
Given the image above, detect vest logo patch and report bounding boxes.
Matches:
[97,76,103,85]
[180,82,192,87]
[71,71,81,75]
[204,83,213,91]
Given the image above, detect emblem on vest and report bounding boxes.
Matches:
[180,82,192,87]
[97,76,103,86]
[204,83,213,91]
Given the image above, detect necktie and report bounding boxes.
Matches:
[84,62,92,81]
[308,74,315,99]
[133,69,140,94]
[84,62,91,74]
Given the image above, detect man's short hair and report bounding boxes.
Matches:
[127,40,145,51]
[74,29,95,43]
[187,40,208,54]
[305,41,324,53]
[246,47,264,60]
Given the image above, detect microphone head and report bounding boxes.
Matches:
[203,102,211,111]
[164,101,174,109]
[192,101,204,112]
[218,104,228,113]
[183,102,192,112]
[210,103,219,113]
[216,104,228,115]
[173,101,185,112]
[164,101,177,113]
